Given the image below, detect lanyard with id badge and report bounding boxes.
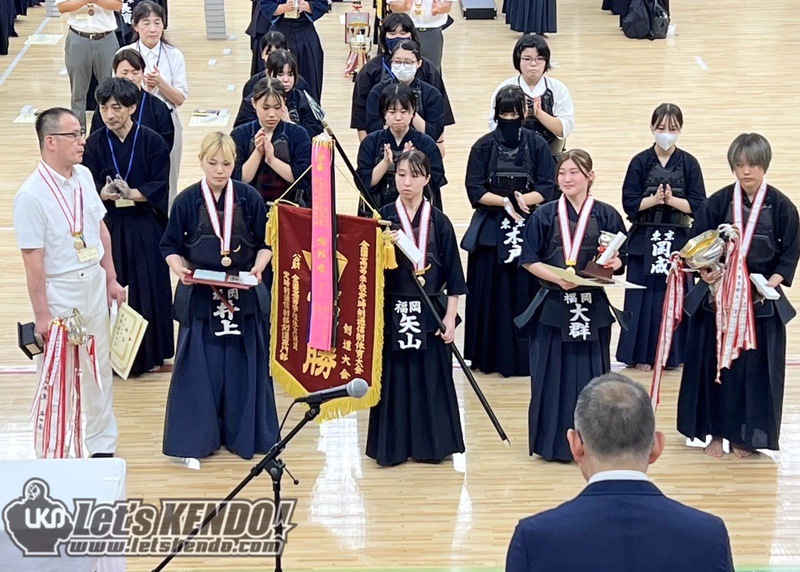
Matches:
[38,163,99,262]
[106,123,141,208]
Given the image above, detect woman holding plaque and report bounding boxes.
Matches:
[82,77,173,376]
[356,83,444,216]
[517,149,627,462]
[462,85,554,378]
[677,133,799,459]
[366,149,467,467]
[160,131,279,461]
[231,78,312,207]
[616,104,706,372]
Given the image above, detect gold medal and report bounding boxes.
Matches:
[73,235,84,250]
[565,260,577,274]
[417,274,426,286]
[221,255,232,268]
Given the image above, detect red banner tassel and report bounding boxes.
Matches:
[650,253,685,410]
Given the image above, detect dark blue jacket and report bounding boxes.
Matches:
[506,480,734,572]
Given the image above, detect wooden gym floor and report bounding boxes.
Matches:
[1,0,800,570]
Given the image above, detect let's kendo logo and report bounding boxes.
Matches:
[2,478,297,558]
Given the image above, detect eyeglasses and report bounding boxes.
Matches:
[520,56,546,65]
[49,129,86,140]
[391,60,417,66]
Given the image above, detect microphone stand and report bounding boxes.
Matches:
[151,404,320,572]
[302,94,510,444]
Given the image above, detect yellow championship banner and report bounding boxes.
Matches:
[267,203,395,421]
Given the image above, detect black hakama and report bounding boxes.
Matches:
[462,129,555,377]
[250,0,327,103]
[350,55,455,133]
[365,77,450,141]
[505,0,556,35]
[616,147,706,367]
[367,204,467,466]
[160,181,280,459]
[83,124,174,376]
[90,90,175,152]
[230,119,312,206]
[356,128,445,215]
[677,184,800,451]
[517,199,627,461]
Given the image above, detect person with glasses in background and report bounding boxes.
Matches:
[56,0,122,130]
[365,39,450,156]
[90,49,174,153]
[489,35,573,162]
[386,0,452,72]
[13,107,127,457]
[350,13,453,142]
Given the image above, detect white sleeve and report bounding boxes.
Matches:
[170,48,189,98]
[13,193,47,250]
[487,81,504,132]
[77,166,107,224]
[552,80,575,140]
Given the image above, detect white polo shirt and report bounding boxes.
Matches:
[406,0,448,29]
[119,41,189,109]
[56,0,118,34]
[488,74,575,139]
[14,162,106,277]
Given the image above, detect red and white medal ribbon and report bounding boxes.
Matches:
[38,161,84,241]
[201,178,234,257]
[558,194,595,268]
[32,322,102,458]
[650,253,685,409]
[714,180,767,380]
[396,197,431,273]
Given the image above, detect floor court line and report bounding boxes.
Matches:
[0,15,51,88]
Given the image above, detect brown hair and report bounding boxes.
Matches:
[650,103,683,130]
[556,149,594,189]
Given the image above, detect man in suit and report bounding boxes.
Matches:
[506,372,734,572]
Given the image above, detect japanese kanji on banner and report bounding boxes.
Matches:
[266,203,394,421]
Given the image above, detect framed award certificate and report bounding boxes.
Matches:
[110,303,148,379]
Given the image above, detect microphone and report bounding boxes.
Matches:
[295,378,369,406]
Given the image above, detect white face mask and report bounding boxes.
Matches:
[653,131,679,151]
[391,62,417,82]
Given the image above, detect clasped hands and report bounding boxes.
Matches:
[504,191,530,222]
[100,175,138,201]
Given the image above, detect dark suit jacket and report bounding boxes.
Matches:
[506,480,734,572]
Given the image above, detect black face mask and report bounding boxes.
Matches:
[496,118,523,147]
[384,36,408,54]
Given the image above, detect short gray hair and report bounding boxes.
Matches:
[574,373,655,460]
[727,132,771,172]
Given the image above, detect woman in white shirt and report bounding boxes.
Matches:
[121,0,187,206]
[488,34,573,160]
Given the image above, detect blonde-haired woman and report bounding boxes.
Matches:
[160,131,278,461]
[517,149,627,462]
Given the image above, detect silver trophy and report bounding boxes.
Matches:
[679,223,737,295]
[60,308,88,346]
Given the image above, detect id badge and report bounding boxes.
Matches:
[115,198,135,208]
[77,246,100,262]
